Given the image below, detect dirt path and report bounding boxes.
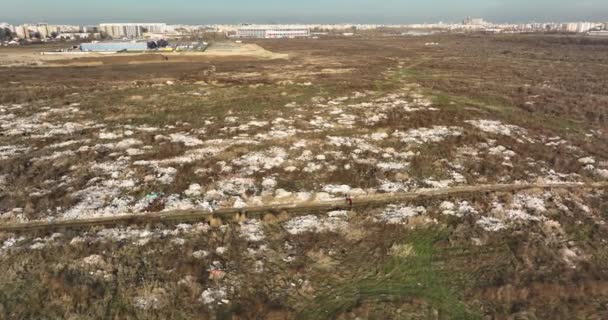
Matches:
[1,182,606,233]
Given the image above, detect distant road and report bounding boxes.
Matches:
[1,182,606,233]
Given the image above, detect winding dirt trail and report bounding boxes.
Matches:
[1,182,606,233]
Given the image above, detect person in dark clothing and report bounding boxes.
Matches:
[345,194,353,208]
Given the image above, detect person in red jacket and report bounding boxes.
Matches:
[345,194,353,208]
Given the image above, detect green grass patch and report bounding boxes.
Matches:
[297,228,481,320]
[423,89,591,135]
[379,60,592,135]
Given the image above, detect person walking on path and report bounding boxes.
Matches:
[345,194,353,209]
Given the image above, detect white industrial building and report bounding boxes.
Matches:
[463,17,487,26]
[99,23,167,39]
[236,25,310,39]
[14,25,29,39]
[34,24,50,38]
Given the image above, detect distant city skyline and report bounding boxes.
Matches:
[1,0,607,25]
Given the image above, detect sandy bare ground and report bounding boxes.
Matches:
[0,43,287,67]
[2,181,606,233]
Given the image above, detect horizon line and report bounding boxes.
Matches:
[2,19,608,26]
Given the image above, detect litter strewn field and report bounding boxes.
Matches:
[1,35,608,319]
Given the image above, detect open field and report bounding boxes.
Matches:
[1,35,608,319]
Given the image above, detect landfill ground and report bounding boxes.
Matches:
[1,34,608,319]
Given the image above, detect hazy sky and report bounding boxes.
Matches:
[2,0,607,25]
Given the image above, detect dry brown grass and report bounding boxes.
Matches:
[2,34,608,319]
